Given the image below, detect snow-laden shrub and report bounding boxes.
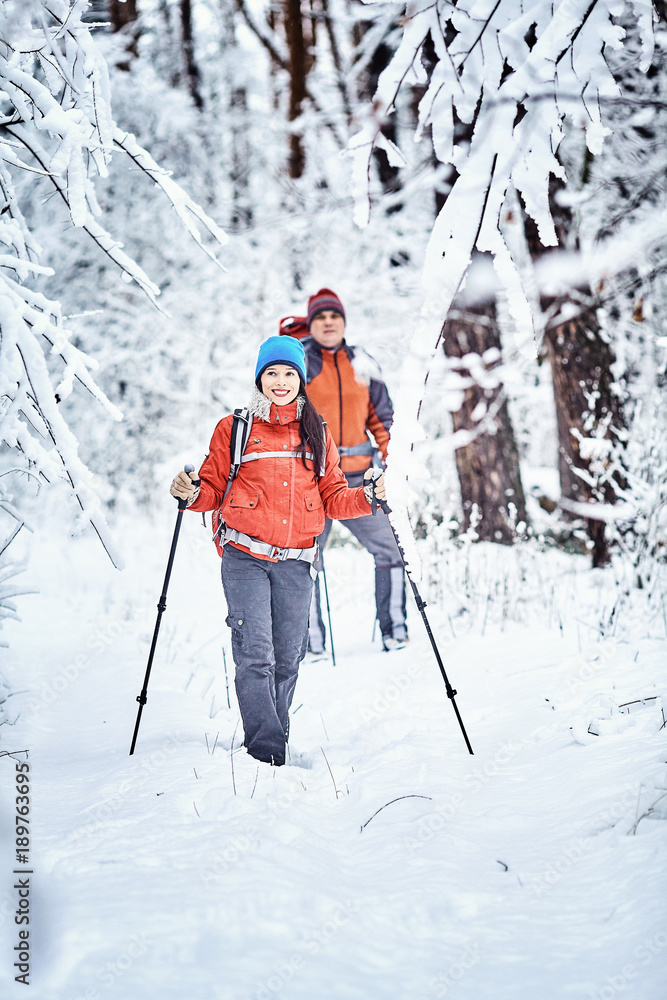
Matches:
[0,1,228,551]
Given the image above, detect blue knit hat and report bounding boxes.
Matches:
[255,335,307,384]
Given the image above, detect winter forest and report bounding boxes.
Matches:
[1,0,666,997]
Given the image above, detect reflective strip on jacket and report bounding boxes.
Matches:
[188,397,371,560]
[302,337,393,474]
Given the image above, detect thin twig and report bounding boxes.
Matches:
[320,747,340,798]
[630,792,667,835]
[320,0,352,125]
[223,647,231,709]
[361,795,433,832]
[230,720,240,796]
[232,0,345,147]
[555,0,598,66]
[0,522,25,558]
[6,125,163,313]
[233,0,288,70]
[320,713,330,741]
[14,343,120,567]
[458,0,502,68]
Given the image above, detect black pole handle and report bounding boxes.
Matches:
[179,463,201,509]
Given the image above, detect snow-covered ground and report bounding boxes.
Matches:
[1,512,666,1000]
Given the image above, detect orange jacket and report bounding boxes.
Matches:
[302,339,393,474]
[189,396,371,559]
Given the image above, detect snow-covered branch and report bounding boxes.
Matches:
[357,0,656,512]
[0,0,229,569]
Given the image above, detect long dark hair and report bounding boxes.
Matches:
[297,380,326,476]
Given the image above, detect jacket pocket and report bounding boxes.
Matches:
[300,489,324,535]
[223,484,261,530]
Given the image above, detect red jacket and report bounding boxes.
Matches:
[189,397,371,559]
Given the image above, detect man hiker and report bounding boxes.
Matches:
[284,288,408,653]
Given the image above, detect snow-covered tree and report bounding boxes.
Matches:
[0,0,228,584]
[577,12,667,579]
[5,0,663,593]
[348,0,658,565]
[441,256,528,544]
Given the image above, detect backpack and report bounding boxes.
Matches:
[278,315,309,339]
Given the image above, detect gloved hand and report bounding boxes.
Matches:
[363,468,386,507]
[170,470,200,505]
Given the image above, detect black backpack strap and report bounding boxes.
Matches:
[222,407,252,504]
[212,407,252,552]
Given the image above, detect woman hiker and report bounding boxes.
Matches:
[170,336,385,766]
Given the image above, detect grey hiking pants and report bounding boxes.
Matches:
[221,543,313,765]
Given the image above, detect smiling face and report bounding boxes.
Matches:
[260,364,301,405]
[309,310,345,350]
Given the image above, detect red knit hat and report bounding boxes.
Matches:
[307,288,346,329]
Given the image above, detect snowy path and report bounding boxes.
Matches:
[1,514,666,1000]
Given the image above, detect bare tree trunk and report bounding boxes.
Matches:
[109,0,137,31]
[543,310,624,566]
[180,0,204,110]
[351,18,403,198]
[321,0,352,127]
[229,84,252,228]
[524,181,626,567]
[443,264,528,543]
[155,0,181,89]
[108,0,139,69]
[418,40,527,543]
[219,4,252,229]
[284,0,307,178]
[366,38,401,200]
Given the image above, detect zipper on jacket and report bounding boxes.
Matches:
[333,350,343,445]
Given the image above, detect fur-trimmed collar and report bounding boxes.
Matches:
[248,386,305,422]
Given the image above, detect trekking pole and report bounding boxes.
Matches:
[372,485,474,755]
[129,464,199,755]
[320,561,336,667]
